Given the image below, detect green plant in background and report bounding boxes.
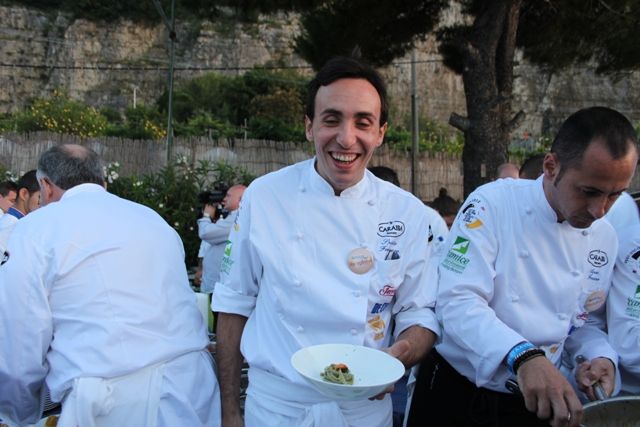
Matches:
[8,90,108,137]
[384,117,464,155]
[508,132,553,163]
[105,105,167,140]
[106,158,254,267]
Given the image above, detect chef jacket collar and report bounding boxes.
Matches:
[532,175,597,231]
[60,183,107,201]
[307,157,371,199]
[532,175,559,224]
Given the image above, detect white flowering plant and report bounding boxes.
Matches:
[107,159,254,267]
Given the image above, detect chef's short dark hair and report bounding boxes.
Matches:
[306,56,388,126]
[16,170,39,194]
[551,107,638,178]
[37,144,104,190]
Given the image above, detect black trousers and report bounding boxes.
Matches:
[405,350,549,427]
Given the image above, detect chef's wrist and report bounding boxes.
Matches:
[506,341,545,374]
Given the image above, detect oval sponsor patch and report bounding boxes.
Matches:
[588,250,608,267]
[377,221,405,237]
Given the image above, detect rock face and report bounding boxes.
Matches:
[1,5,640,138]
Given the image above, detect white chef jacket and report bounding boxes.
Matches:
[0,184,220,426]
[436,176,618,393]
[0,209,19,252]
[605,191,640,232]
[212,159,440,425]
[197,210,237,294]
[607,224,640,394]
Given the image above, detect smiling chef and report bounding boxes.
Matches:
[212,56,444,427]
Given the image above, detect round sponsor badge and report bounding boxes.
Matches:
[584,290,606,312]
[347,247,374,274]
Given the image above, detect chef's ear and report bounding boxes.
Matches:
[543,153,560,182]
[305,116,314,142]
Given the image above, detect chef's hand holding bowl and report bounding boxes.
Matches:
[291,343,406,401]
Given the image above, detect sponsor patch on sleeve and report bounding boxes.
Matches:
[442,236,471,273]
[460,198,485,229]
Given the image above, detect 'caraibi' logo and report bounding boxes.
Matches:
[588,250,608,267]
[377,221,405,237]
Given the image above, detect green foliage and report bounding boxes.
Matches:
[106,158,255,267]
[294,0,447,70]
[6,90,108,137]
[159,67,308,141]
[105,105,166,140]
[518,0,640,73]
[385,118,463,155]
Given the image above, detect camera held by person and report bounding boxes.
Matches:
[198,186,229,221]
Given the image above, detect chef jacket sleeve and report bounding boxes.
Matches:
[392,208,441,339]
[198,213,234,245]
[211,187,261,317]
[0,225,53,425]
[607,225,640,379]
[436,190,527,387]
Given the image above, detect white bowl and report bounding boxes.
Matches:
[290,343,405,401]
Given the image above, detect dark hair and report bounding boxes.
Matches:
[0,180,17,197]
[519,153,545,179]
[551,107,638,179]
[17,170,39,194]
[305,56,389,126]
[430,187,460,217]
[369,165,400,187]
[37,144,104,190]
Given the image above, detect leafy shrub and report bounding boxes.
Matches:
[106,105,167,140]
[11,90,108,137]
[106,158,254,267]
[385,118,463,155]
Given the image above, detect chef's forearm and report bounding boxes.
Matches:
[215,312,248,418]
[396,325,437,367]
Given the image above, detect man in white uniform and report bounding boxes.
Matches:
[198,184,246,294]
[0,181,17,218]
[0,170,40,251]
[213,57,441,427]
[606,224,640,395]
[0,144,221,427]
[407,107,638,427]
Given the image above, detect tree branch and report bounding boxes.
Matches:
[506,110,526,133]
[449,113,471,132]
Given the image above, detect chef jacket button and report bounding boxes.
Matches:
[368,200,375,206]
[296,232,304,240]
[582,230,589,236]
[519,250,529,258]
[571,271,580,277]
[525,207,533,215]
[297,326,304,333]
[293,279,302,287]
[511,294,519,302]
[353,290,361,297]
[350,328,358,335]
[299,187,306,193]
[558,313,569,320]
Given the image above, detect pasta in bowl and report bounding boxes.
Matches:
[290,343,405,400]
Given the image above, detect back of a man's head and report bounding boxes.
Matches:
[37,144,105,190]
[519,153,545,179]
[0,180,17,197]
[16,170,39,194]
[305,56,389,126]
[369,166,400,187]
[551,107,638,175]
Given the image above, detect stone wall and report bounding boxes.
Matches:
[2,5,640,140]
